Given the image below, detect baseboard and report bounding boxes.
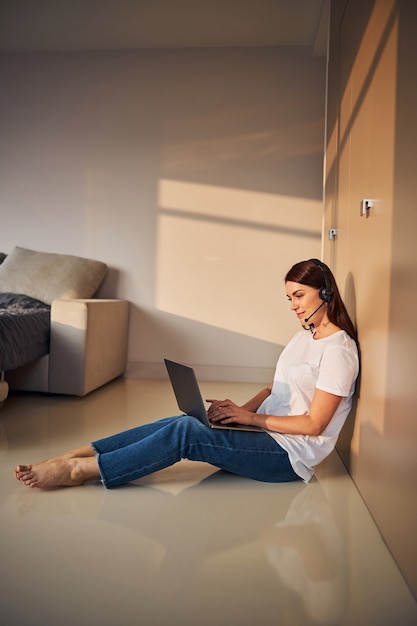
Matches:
[125,361,273,384]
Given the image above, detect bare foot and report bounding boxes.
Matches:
[46,445,96,463]
[13,457,100,489]
[12,445,96,480]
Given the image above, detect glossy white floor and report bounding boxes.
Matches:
[1,377,416,626]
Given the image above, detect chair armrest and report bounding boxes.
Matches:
[48,298,129,396]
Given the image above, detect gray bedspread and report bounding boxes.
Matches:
[0,293,50,371]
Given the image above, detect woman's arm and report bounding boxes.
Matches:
[240,385,272,412]
[207,388,342,437]
[206,385,271,420]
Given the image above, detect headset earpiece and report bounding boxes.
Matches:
[309,259,334,303]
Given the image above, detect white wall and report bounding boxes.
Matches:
[0,46,325,380]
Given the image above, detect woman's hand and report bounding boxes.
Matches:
[206,399,256,426]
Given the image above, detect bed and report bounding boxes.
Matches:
[0,246,129,406]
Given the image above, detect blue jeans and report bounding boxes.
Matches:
[91,415,301,488]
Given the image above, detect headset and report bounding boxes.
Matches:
[309,259,334,303]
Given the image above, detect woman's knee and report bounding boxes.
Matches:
[171,415,208,447]
[177,415,205,434]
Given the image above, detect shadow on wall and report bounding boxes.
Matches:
[336,271,360,472]
[97,266,122,298]
[158,47,326,200]
[126,304,284,382]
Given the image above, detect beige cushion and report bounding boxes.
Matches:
[0,246,108,304]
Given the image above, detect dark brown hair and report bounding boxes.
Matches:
[285,259,357,340]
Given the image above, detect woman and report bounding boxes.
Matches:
[14,259,359,489]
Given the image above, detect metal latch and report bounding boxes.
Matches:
[360,198,375,218]
[328,228,337,241]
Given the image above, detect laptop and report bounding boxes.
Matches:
[164,359,264,432]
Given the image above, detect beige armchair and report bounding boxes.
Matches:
[7,298,129,396]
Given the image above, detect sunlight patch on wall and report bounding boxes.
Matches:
[159,178,321,231]
[156,179,322,344]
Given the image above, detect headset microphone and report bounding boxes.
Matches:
[304,301,325,323]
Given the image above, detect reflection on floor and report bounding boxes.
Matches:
[1,378,416,626]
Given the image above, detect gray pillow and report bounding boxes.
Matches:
[0,246,108,304]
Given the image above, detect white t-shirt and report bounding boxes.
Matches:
[257,330,359,482]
